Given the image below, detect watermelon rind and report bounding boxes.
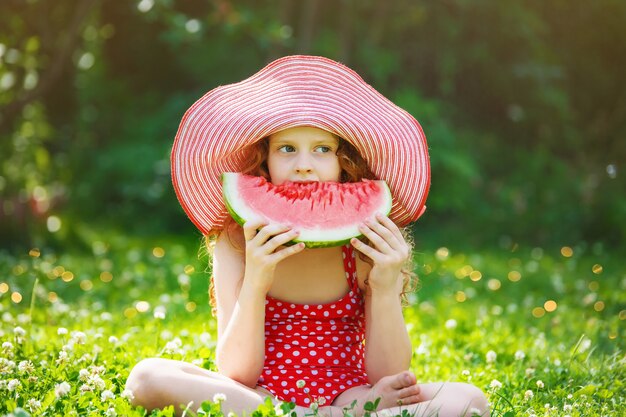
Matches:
[221,173,392,248]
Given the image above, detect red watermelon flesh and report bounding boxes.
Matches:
[221,173,392,248]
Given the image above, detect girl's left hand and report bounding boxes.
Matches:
[350,213,410,294]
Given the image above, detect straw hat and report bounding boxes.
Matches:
[172,55,430,234]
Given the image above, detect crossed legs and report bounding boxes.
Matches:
[126,358,489,417]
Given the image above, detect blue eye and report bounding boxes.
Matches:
[315,146,333,153]
[278,145,295,153]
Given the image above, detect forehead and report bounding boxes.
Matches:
[269,126,339,144]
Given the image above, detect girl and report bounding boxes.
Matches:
[126,56,489,417]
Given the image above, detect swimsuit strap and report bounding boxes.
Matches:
[341,244,360,293]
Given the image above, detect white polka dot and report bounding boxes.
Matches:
[293,351,300,356]
[310,350,317,356]
[326,351,333,356]
[281,381,288,387]
[302,358,309,364]
[276,352,283,358]
[318,358,325,364]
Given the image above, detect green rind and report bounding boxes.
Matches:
[221,173,392,249]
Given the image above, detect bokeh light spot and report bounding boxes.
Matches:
[560,246,573,257]
[593,301,605,312]
[455,291,467,302]
[11,292,23,303]
[185,302,197,312]
[61,271,74,282]
[592,264,603,274]
[136,301,150,312]
[47,216,62,233]
[152,247,165,258]
[435,247,449,261]
[0,283,9,293]
[29,248,41,257]
[588,281,599,292]
[487,279,501,291]
[12,265,25,275]
[48,292,58,302]
[544,300,557,312]
[80,280,93,291]
[184,265,195,275]
[469,271,482,281]
[532,307,545,318]
[53,266,65,277]
[508,271,522,282]
[124,307,138,319]
[619,310,626,320]
[100,271,113,282]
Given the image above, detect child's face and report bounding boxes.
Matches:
[267,127,341,185]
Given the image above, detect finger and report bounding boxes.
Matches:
[365,217,402,249]
[263,229,300,253]
[270,242,306,263]
[375,212,405,242]
[251,223,292,245]
[243,219,268,241]
[350,238,383,262]
[358,222,394,254]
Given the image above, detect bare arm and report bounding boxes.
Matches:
[352,214,412,383]
[213,221,304,387]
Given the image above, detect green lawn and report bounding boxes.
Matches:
[1,233,623,416]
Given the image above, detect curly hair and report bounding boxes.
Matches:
[205,135,418,314]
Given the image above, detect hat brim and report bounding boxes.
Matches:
[172,55,430,234]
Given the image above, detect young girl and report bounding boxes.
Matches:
[126,56,489,417]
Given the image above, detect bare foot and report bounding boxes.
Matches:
[366,371,422,410]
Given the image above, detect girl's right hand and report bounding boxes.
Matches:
[242,220,305,293]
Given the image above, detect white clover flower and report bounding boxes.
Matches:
[71,331,87,344]
[514,350,525,361]
[88,374,106,391]
[445,319,458,329]
[108,336,119,344]
[62,343,74,352]
[274,403,286,417]
[56,350,69,365]
[462,369,471,378]
[0,358,16,373]
[80,384,94,392]
[525,367,535,377]
[18,360,34,373]
[154,311,166,320]
[213,393,227,403]
[486,350,497,363]
[57,327,68,335]
[563,404,572,412]
[536,380,544,389]
[489,379,502,389]
[26,398,42,412]
[524,390,534,400]
[2,341,13,351]
[14,326,26,336]
[8,379,21,391]
[105,408,117,417]
[554,358,561,366]
[121,389,135,400]
[317,397,326,406]
[79,369,90,381]
[101,389,116,401]
[228,412,237,417]
[55,381,71,397]
[100,312,113,321]
[296,379,306,388]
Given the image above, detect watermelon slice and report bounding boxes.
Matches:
[221,173,392,248]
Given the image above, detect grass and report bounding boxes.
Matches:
[0,232,623,416]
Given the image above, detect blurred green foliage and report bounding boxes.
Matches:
[1,0,625,250]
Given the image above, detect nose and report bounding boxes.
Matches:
[294,153,313,174]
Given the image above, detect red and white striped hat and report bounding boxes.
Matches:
[172,55,430,234]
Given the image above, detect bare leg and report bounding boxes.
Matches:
[333,371,423,412]
[372,382,490,417]
[126,358,272,416]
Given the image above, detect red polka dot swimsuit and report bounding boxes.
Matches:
[257,244,369,406]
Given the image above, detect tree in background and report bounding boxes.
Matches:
[1,0,624,250]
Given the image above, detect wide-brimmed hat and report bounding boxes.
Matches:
[172,55,430,234]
